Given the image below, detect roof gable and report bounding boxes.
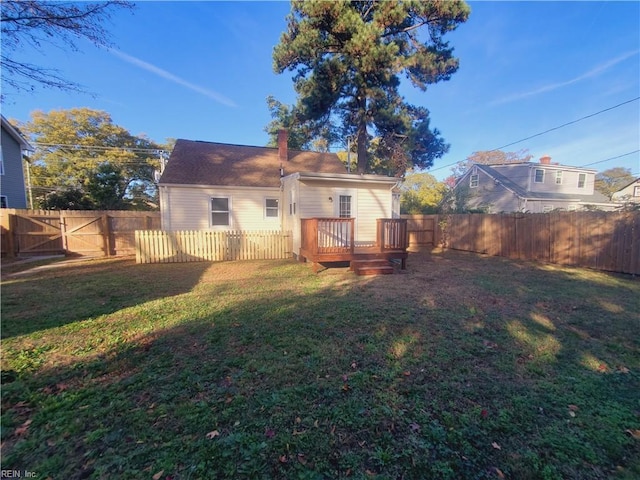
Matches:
[159,139,347,188]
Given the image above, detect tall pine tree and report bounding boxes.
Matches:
[273,0,470,175]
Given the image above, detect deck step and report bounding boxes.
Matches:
[351,259,394,276]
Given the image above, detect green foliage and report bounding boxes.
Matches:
[20,108,165,210]
[273,0,469,174]
[400,172,446,214]
[595,167,635,200]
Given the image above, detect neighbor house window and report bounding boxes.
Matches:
[534,169,545,183]
[210,197,230,226]
[567,205,578,212]
[339,195,352,218]
[470,174,479,188]
[578,173,586,188]
[265,198,279,218]
[634,186,640,197]
[542,205,554,213]
[555,171,563,185]
[0,195,7,208]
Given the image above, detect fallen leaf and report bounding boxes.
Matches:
[351,361,357,369]
[295,417,302,424]
[491,442,501,450]
[568,405,579,411]
[206,430,220,439]
[265,427,275,439]
[481,409,489,418]
[15,419,32,436]
[493,467,505,478]
[297,453,307,465]
[403,371,411,376]
[625,429,640,440]
[569,411,576,418]
[342,383,350,392]
[409,422,421,432]
[618,366,630,374]
[152,471,164,480]
[278,455,288,464]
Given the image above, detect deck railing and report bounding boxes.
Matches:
[300,218,408,255]
[301,218,355,254]
[377,218,409,251]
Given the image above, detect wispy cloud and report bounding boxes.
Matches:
[108,48,237,108]
[490,50,639,106]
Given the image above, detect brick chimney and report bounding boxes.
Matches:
[278,129,288,163]
[539,154,551,165]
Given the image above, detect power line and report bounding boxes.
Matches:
[580,150,640,167]
[429,96,640,174]
[489,97,640,152]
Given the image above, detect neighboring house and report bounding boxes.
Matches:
[611,178,640,204]
[0,115,33,208]
[158,131,401,258]
[452,155,616,213]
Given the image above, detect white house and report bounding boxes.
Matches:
[611,178,640,204]
[158,132,404,267]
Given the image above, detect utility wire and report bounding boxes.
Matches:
[429,96,640,174]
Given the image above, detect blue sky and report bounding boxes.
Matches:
[2,1,639,180]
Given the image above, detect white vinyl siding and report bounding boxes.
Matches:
[160,185,282,231]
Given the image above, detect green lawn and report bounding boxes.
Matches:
[1,251,639,479]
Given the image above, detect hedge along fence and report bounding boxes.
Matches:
[135,230,293,264]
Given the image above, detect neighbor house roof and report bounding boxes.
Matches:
[464,164,611,204]
[159,139,347,188]
[1,115,34,151]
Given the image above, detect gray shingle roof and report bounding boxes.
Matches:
[159,139,347,187]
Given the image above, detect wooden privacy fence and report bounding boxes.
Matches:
[403,212,640,275]
[135,230,293,264]
[1,209,160,257]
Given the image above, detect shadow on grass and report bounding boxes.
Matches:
[0,258,212,339]
[1,251,639,479]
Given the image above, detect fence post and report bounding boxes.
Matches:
[102,214,111,257]
[6,212,17,257]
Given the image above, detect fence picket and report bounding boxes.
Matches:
[134,230,292,264]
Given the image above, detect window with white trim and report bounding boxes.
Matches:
[567,205,578,212]
[470,174,479,188]
[339,195,352,218]
[210,197,230,227]
[634,186,640,197]
[577,173,586,188]
[542,205,554,213]
[534,169,545,183]
[555,171,563,185]
[265,198,279,218]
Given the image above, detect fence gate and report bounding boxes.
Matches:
[10,211,64,255]
[60,213,109,256]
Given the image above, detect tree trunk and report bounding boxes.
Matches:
[356,96,368,174]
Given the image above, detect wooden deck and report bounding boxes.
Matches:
[299,218,408,274]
